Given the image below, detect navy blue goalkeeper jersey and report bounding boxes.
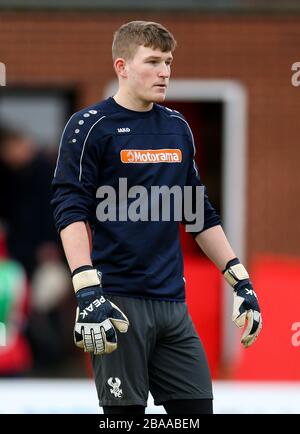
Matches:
[51,97,221,301]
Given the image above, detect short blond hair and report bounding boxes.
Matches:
[112,21,177,62]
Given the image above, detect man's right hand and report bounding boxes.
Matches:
[72,266,129,355]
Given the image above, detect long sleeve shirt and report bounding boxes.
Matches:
[52,97,221,301]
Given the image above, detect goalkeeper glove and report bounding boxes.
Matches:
[223,258,262,348]
[72,266,129,355]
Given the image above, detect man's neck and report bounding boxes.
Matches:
[113,92,153,112]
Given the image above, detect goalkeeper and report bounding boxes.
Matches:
[51,21,262,415]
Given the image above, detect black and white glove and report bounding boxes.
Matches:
[223,258,262,348]
[72,266,129,355]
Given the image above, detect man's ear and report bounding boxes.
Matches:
[114,58,128,78]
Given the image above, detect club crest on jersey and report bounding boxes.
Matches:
[121,149,182,163]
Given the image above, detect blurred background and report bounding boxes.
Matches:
[0,0,300,413]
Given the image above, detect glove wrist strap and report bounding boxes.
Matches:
[72,265,94,277]
[72,268,100,293]
[223,258,249,288]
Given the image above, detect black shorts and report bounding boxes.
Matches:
[91,294,213,407]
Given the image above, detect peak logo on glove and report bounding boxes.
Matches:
[79,296,106,319]
[72,267,129,355]
[245,288,256,297]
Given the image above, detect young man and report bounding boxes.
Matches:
[52,21,262,415]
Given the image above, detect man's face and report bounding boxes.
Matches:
[125,45,173,105]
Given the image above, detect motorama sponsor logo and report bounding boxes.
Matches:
[121,149,182,163]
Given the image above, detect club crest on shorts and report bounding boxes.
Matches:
[107,377,123,398]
